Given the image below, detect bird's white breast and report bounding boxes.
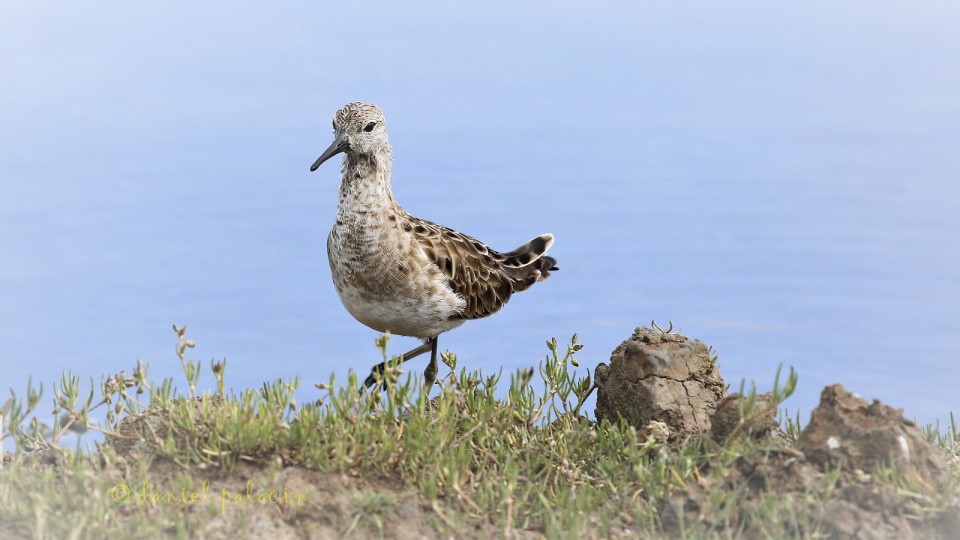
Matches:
[327,218,465,339]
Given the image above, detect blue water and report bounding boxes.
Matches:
[2,2,958,448]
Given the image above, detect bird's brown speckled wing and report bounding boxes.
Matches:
[403,215,557,320]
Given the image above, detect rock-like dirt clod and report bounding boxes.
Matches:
[592,328,959,539]
[709,391,779,444]
[798,384,949,488]
[660,382,960,539]
[595,326,726,438]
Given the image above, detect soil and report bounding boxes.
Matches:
[4,325,957,539]
[709,391,780,443]
[593,326,959,539]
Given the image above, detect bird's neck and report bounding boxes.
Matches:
[338,147,400,216]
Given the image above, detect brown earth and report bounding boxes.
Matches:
[594,326,959,539]
[594,325,726,440]
[5,326,957,539]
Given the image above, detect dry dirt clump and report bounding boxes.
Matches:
[662,383,960,539]
[798,384,949,487]
[709,391,780,444]
[594,326,726,439]
[798,384,959,539]
[592,326,957,538]
[659,444,821,536]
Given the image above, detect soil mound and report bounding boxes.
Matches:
[594,327,958,538]
[594,326,726,439]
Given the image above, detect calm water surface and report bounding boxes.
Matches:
[1,3,958,447]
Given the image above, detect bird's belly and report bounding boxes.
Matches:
[327,228,466,338]
[335,284,465,338]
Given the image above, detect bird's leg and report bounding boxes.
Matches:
[422,337,439,391]
[363,339,434,390]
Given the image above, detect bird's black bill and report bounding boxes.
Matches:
[310,136,348,171]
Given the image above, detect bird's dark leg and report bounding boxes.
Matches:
[422,337,439,391]
[363,339,434,390]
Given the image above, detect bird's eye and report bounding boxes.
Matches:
[363,121,377,133]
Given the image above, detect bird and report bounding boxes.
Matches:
[309,102,557,392]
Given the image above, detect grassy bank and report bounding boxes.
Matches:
[1,327,958,538]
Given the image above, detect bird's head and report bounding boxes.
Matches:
[310,102,389,171]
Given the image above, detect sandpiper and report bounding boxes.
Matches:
[310,102,557,391]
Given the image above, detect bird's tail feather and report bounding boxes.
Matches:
[502,233,554,268]
[504,234,558,291]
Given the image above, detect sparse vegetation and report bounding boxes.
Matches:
[1,326,958,538]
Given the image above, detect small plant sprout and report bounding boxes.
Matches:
[1,325,209,453]
[212,358,227,397]
[651,320,675,334]
[707,346,719,365]
[173,324,200,398]
[517,335,591,427]
[441,350,457,370]
[1,378,43,450]
[726,364,799,443]
[771,364,798,404]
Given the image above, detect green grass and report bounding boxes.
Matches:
[1,326,958,538]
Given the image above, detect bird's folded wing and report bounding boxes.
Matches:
[405,216,518,320]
